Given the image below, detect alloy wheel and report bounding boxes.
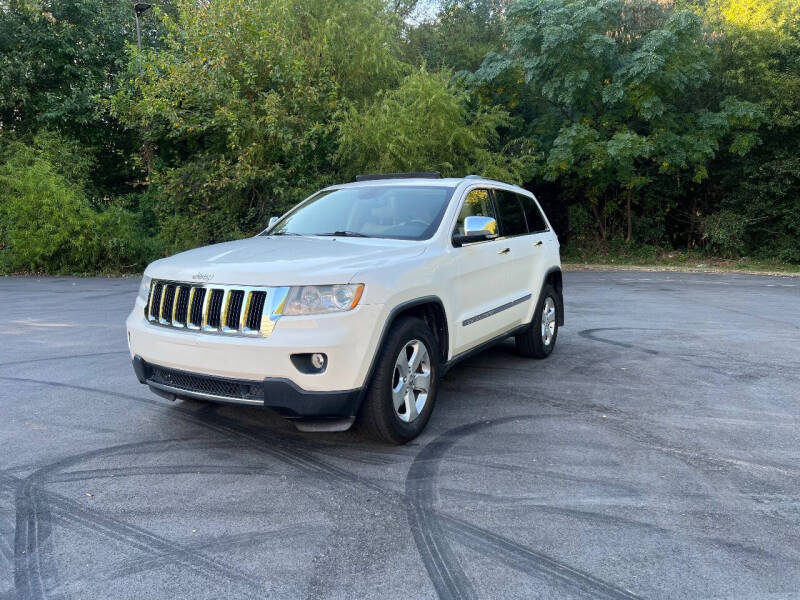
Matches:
[391,339,431,423]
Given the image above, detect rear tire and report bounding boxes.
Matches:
[516,284,559,359]
[359,317,439,444]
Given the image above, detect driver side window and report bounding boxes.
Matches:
[453,189,496,236]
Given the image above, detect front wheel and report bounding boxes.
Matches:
[515,284,559,359]
[359,317,439,444]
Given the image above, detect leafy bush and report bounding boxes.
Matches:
[701,210,747,257]
[110,0,404,254]
[336,69,532,182]
[725,153,800,262]
[0,136,157,273]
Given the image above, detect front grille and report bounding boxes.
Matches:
[145,280,283,337]
[148,365,264,401]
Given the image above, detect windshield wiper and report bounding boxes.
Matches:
[269,231,303,236]
[315,231,371,238]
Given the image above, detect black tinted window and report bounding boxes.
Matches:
[518,193,548,232]
[494,189,527,237]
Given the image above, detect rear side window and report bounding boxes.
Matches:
[493,189,527,237]
[518,193,548,232]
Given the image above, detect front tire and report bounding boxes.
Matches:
[515,284,559,359]
[359,317,439,444]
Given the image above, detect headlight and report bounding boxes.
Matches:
[282,284,364,316]
[137,275,152,303]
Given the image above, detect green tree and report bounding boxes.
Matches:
[0,0,162,193]
[403,0,508,72]
[687,0,800,259]
[111,0,404,254]
[472,0,763,245]
[336,68,531,181]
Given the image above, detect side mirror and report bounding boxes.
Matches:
[453,215,499,246]
[268,216,279,229]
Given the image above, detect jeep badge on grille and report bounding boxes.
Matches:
[192,272,214,281]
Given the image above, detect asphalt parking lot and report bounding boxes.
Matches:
[1,270,798,600]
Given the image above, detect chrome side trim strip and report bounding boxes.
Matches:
[462,293,532,327]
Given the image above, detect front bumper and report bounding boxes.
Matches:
[132,356,362,417]
[127,300,383,387]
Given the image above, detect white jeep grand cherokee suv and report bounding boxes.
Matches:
[127,173,563,443]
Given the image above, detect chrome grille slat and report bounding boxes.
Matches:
[186,287,197,328]
[146,280,284,338]
[239,290,253,332]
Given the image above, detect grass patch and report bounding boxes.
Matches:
[563,246,800,276]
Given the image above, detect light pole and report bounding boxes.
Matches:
[134,3,153,51]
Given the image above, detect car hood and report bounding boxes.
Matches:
[145,236,427,287]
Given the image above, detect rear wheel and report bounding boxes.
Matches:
[515,284,559,359]
[359,317,439,444]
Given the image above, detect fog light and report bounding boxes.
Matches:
[290,352,328,374]
[311,353,326,369]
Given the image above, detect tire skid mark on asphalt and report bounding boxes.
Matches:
[440,516,641,600]
[577,328,800,382]
[11,473,58,600]
[578,328,661,355]
[98,525,315,581]
[406,417,644,600]
[192,405,643,600]
[448,379,800,478]
[0,378,388,596]
[436,487,668,532]
[2,374,651,599]
[0,351,127,369]
[1,474,267,599]
[1,439,275,600]
[0,518,13,567]
[45,463,277,484]
[437,457,644,497]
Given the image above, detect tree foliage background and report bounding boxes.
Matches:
[1,0,798,272]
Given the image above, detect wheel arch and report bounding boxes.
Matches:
[542,267,565,326]
[359,296,449,400]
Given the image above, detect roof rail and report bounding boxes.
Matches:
[464,174,485,179]
[355,172,442,182]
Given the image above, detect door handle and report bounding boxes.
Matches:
[533,240,543,247]
[498,247,511,255]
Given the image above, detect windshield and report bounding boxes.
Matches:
[262,185,455,241]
